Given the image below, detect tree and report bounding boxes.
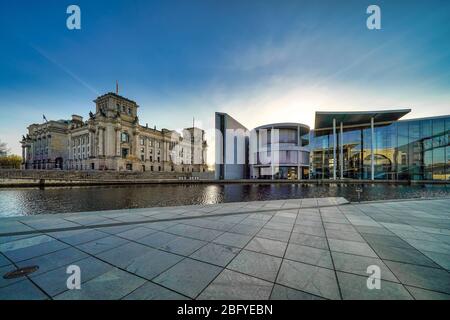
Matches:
[0,155,22,169]
[0,139,8,156]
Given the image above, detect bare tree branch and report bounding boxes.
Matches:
[0,139,9,155]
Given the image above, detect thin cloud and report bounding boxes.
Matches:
[31,44,99,96]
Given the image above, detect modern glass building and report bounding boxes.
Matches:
[250,123,310,180]
[310,110,450,181]
[215,110,450,181]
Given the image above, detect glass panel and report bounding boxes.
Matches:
[276,166,298,179]
[447,145,450,180]
[396,122,409,179]
[311,132,330,179]
[408,121,422,180]
[447,118,450,180]
[362,127,372,179]
[278,129,298,144]
[420,119,432,180]
[342,128,362,179]
[374,124,396,180]
[432,119,446,180]
[301,133,309,147]
[432,147,446,180]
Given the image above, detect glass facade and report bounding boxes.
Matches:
[310,116,450,180]
[251,124,310,180]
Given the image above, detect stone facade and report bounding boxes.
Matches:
[20,92,208,172]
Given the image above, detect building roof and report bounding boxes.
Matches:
[254,122,310,130]
[254,122,310,136]
[94,92,138,105]
[314,109,411,130]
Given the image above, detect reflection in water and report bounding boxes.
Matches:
[0,183,448,217]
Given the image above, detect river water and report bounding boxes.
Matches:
[0,183,449,217]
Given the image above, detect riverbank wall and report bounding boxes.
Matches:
[0,169,449,188]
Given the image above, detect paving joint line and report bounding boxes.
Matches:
[0,202,349,238]
[42,230,194,300]
[336,205,416,299]
[267,206,299,299]
[192,205,279,300]
[318,206,344,300]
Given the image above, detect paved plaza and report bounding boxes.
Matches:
[0,197,450,300]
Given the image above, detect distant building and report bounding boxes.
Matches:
[20,92,208,172]
[215,112,310,180]
[215,110,450,181]
[250,123,310,180]
[215,112,249,180]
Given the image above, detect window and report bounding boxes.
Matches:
[140,147,145,153]
[150,156,153,162]
[122,148,129,159]
[141,155,144,161]
[150,166,153,171]
[157,157,160,162]
[128,107,131,115]
[121,132,129,143]
[140,137,145,145]
[401,154,407,166]
[158,166,161,171]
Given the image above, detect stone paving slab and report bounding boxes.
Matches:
[0,196,450,300]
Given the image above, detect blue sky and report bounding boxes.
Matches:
[0,0,449,161]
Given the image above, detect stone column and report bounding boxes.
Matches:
[134,132,140,157]
[116,129,121,157]
[104,125,112,157]
[68,133,72,162]
[309,131,313,179]
[98,128,104,156]
[89,130,94,157]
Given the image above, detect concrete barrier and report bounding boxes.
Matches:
[0,169,193,181]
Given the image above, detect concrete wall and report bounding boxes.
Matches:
[215,112,249,180]
[0,169,193,181]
